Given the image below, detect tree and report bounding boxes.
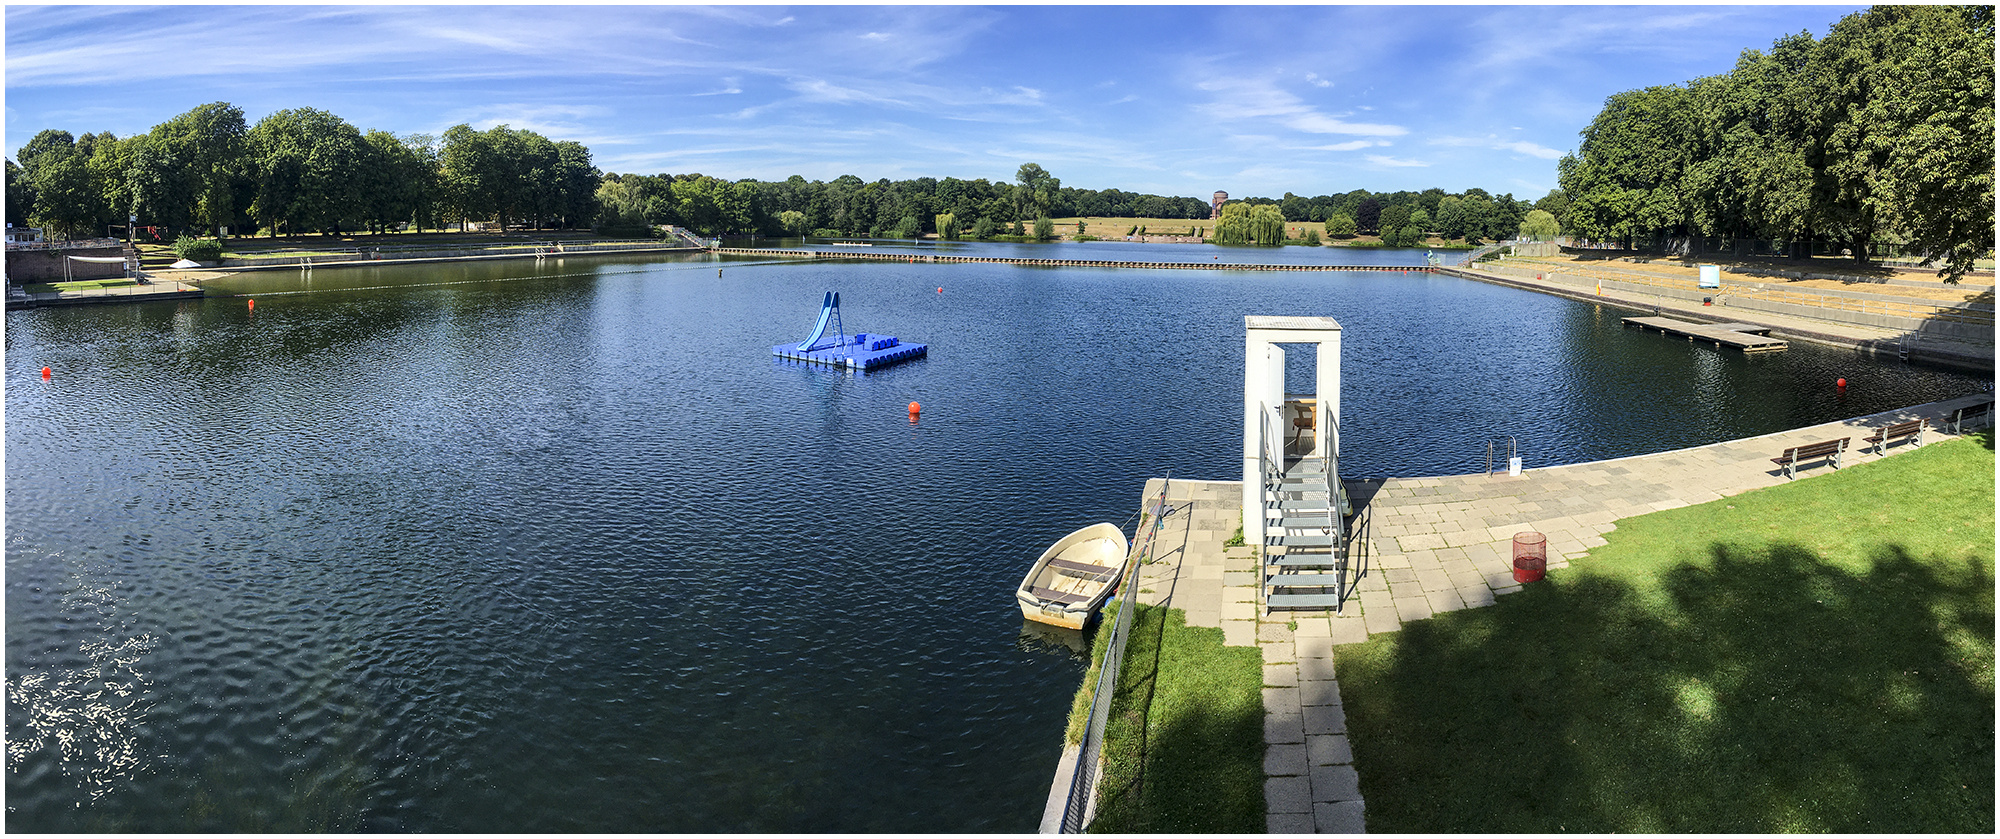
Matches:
[16,130,96,239]
[1248,204,1285,245]
[1519,208,1561,241]
[779,209,808,236]
[1409,208,1432,237]
[1032,215,1055,241]
[1324,212,1356,238]
[1378,205,1412,239]
[972,216,995,240]
[1434,196,1466,239]
[5,159,31,228]
[248,108,366,235]
[1016,163,1057,219]
[1817,5,1993,278]
[120,103,248,238]
[1213,203,1252,245]
[1354,196,1381,233]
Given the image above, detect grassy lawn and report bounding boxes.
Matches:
[24,279,138,293]
[1336,431,1995,832]
[1045,216,1471,249]
[1075,602,1265,833]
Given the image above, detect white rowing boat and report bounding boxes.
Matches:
[1016,523,1131,630]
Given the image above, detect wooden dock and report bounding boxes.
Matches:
[714,247,1436,273]
[1621,316,1789,353]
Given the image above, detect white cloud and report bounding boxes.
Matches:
[1194,76,1407,137]
[1304,72,1332,88]
[1431,135,1564,160]
[1306,140,1387,152]
[1365,154,1429,168]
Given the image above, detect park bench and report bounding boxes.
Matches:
[1770,437,1849,480]
[1862,418,1926,455]
[1947,399,1993,434]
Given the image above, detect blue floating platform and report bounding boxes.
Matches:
[772,291,928,371]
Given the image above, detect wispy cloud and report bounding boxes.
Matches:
[1366,154,1429,168]
[1431,135,1565,160]
[1306,140,1389,152]
[1194,76,1407,137]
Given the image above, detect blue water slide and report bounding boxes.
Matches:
[796,291,841,351]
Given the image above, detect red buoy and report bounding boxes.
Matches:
[936,287,943,294]
[908,401,921,421]
[40,366,51,379]
[1836,377,1847,388]
[247,299,255,311]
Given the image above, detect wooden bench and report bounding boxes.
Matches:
[1029,585,1092,605]
[1771,437,1849,479]
[1047,557,1118,580]
[1948,399,1993,434]
[1863,418,1926,455]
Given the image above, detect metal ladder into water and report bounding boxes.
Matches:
[1260,411,1354,613]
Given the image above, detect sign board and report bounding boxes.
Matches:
[1698,264,1721,289]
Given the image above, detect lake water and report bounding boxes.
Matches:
[5,244,1984,830]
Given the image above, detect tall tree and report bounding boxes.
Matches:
[1353,196,1381,233]
[248,108,366,235]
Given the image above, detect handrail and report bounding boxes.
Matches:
[1058,476,1171,833]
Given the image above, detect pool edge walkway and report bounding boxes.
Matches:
[1125,392,1992,834]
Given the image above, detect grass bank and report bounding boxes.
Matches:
[1066,601,1264,833]
[1336,431,1995,832]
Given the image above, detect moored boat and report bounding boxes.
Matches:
[1016,523,1132,630]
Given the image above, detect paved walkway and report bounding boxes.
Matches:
[1447,263,1995,369]
[1124,393,1992,833]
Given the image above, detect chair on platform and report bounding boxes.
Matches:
[1289,401,1316,452]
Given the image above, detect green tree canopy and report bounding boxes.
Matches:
[1324,212,1356,238]
[1558,5,1993,280]
[1519,208,1561,241]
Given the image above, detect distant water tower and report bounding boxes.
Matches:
[1211,191,1228,219]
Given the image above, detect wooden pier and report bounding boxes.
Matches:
[714,247,1436,273]
[1621,316,1789,353]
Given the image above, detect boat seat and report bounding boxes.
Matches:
[1030,586,1093,605]
[1047,558,1118,579]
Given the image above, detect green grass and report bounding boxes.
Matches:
[1336,431,1995,832]
[24,279,138,293]
[1085,603,1265,833]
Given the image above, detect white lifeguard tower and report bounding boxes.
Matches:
[1242,316,1352,612]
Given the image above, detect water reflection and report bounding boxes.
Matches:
[1018,620,1092,663]
[5,539,157,801]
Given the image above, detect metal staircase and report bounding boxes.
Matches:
[1259,411,1354,612]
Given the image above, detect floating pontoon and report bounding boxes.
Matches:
[772,291,928,370]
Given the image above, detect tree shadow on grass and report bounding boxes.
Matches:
[1339,543,1993,832]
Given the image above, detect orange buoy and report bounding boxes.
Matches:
[247,298,254,311]
[40,366,51,379]
[908,401,921,421]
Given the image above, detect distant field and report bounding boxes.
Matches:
[1048,217,1462,248]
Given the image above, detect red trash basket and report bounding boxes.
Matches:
[1512,532,1547,583]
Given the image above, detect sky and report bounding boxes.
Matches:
[5,3,1868,201]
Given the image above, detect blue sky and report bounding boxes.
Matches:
[6,4,1866,201]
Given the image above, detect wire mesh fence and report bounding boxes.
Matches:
[1057,478,1171,833]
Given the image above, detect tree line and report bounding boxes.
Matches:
[598,163,1556,246]
[1558,5,1993,281]
[6,102,600,241]
[9,105,1558,248]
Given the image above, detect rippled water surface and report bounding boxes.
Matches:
[6,247,1983,830]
